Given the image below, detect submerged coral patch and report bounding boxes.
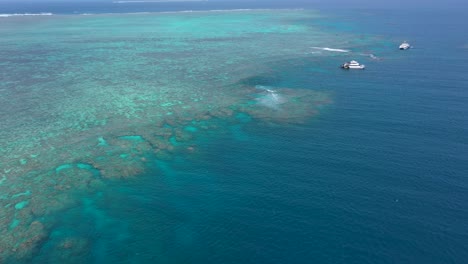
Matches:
[15,200,29,210]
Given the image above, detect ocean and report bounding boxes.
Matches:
[0,1,467,263]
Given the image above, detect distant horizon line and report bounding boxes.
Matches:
[113,0,208,3]
[0,8,307,18]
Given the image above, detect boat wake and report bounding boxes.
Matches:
[311,47,350,53]
[361,53,380,60]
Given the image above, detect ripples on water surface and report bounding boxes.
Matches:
[0,5,467,264]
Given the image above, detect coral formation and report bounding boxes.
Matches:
[0,9,371,262]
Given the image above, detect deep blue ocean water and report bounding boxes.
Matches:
[1,1,468,263]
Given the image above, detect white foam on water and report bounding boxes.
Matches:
[311,47,350,53]
[75,8,303,16]
[255,85,286,109]
[0,13,53,18]
[0,8,305,19]
[360,53,380,60]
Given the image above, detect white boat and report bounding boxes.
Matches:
[399,41,410,50]
[341,60,365,69]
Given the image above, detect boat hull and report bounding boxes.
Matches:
[399,44,410,50]
[341,64,365,70]
[349,65,365,69]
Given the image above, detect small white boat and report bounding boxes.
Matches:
[399,41,410,50]
[341,60,365,69]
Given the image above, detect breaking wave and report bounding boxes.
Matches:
[1,9,304,18]
[255,85,286,109]
[0,13,53,18]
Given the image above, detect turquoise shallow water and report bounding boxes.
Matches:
[1,3,468,264]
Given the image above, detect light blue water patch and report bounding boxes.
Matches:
[77,163,101,177]
[97,136,108,146]
[9,219,20,230]
[11,190,31,199]
[55,163,101,177]
[76,163,93,170]
[118,135,145,142]
[184,126,198,133]
[169,136,180,146]
[15,200,29,210]
[55,164,73,174]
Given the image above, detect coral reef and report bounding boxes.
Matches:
[0,9,358,262]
